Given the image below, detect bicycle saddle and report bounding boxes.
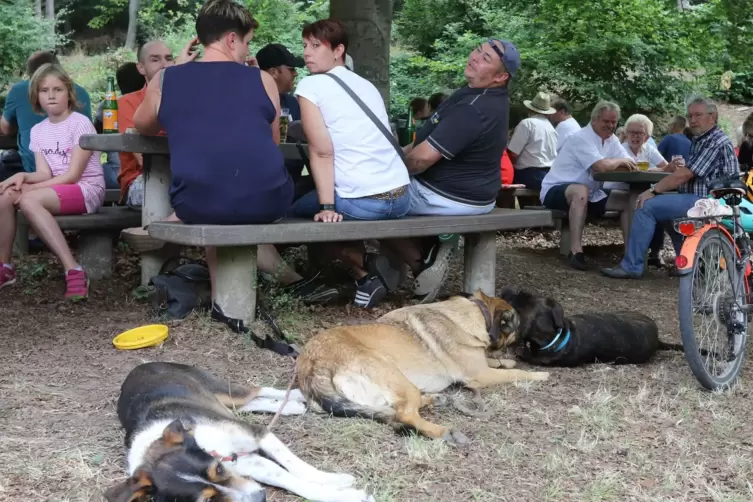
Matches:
[708,177,746,197]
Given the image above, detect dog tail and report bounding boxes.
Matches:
[315,394,396,422]
[658,341,684,352]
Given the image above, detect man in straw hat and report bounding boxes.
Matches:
[507,91,558,190]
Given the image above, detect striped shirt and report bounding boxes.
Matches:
[29,112,105,213]
[680,126,739,197]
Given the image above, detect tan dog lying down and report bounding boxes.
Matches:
[297,291,549,443]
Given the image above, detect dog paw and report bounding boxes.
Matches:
[326,488,374,502]
[279,400,307,415]
[442,428,469,446]
[288,388,306,403]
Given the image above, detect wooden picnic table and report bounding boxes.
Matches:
[593,170,668,232]
[80,133,553,323]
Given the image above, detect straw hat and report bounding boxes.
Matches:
[524,92,556,115]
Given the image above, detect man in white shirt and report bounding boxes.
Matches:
[540,100,636,270]
[550,100,581,153]
[507,91,558,190]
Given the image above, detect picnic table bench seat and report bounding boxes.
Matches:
[15,206,141,279]
[148,208,553,325]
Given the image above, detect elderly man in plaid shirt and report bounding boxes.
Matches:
[602,97,739,279]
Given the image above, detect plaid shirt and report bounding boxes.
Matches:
[679,126,739,197]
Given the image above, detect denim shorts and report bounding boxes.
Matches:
[291,187,410,221]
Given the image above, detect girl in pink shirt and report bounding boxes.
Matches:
[0,64,104,300]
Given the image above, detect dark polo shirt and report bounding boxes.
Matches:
[413,86,510,206]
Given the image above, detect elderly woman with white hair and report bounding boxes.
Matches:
[613,114,669,266]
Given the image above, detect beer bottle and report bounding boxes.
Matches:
[102,76,119,134]
[407,104,416,144]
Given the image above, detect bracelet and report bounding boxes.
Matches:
[319,204,336,212]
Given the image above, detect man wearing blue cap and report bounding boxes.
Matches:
[383,39,521,302]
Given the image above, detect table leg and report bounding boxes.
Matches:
[141,155,176,285]
[463,232,496,296]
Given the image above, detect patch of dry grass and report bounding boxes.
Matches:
[3,228,753,501]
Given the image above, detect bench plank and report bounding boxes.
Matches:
[147,209,553,246]
[17,206,141,230]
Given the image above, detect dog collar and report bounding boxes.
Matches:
[470,298,492,331]
[539,328,571,352]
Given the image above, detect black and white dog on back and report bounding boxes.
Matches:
[500,288,682,366]
[105,362,374,502]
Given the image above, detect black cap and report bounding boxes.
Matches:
[255,44,304,70]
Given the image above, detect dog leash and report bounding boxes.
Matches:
[539,328,571,352]
[211,302,300,358]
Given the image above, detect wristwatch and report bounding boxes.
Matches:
[649,184,659,195]
[319,204,336,211]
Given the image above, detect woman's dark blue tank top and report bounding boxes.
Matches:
[158,62,292,224]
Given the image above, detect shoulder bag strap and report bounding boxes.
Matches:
[323,72,405,162]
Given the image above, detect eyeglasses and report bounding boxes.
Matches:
[688,112,712,120]
[627,130,647,136]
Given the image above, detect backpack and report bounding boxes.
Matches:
[148,258,212,320]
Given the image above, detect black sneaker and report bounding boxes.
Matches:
[568,252,587,271]
[354,276,387,308]
[364,252,401,292]
[286,272,339,305]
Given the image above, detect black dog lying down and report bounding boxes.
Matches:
[500,288,682,366]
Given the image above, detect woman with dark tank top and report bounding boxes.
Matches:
[133,0,339,314]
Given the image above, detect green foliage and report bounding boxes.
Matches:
[0,0,60,87]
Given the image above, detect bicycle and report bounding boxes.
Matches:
[674,173,752,391]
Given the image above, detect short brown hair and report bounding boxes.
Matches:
[671,115,688,130]
[29,64,79,115]
[302,19,349,57]
[195,0,259,46]
[27,51,59,77]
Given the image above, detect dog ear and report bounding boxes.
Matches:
[499,287,516,302]
[104,470,153,502]
[549,299,566,332]
[162,419,190,447]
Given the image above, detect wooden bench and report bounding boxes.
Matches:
[148,209,553,324]
[14,206,141,279]
[523,206,620,255]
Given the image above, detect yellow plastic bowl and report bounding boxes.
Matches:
[113,324,169,350]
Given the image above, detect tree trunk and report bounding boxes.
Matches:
[45,0,53,20]
[35,0,42,17]
[330,0,393,107]
[125,0,140,50]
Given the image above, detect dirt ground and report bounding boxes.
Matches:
[2,225,753,502]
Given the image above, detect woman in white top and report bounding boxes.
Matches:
[619,114,669,266]
[292,18,411,308]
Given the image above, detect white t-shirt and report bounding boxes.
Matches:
[294,66,409,198]
[555,117,581,153]
[507,115,558,169]
[541,123,627,203]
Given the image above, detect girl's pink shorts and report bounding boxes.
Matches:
[51,184,87,215]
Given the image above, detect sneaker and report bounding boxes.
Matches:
[286,272,339,306]
[364,253,401,292]
[354,276,387,308]
[0,266,17,290]
[568,252,587,271]
[413,236,458,297]
[65,268,89,301]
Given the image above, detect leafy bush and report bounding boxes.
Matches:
[0,0,61,88]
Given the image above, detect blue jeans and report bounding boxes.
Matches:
[103,160,120,189]
[291,189,410,221]
[620,193,701,274]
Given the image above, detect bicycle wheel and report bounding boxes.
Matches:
[678,228,749,390]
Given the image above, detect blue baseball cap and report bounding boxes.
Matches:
[488,38,521,77]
